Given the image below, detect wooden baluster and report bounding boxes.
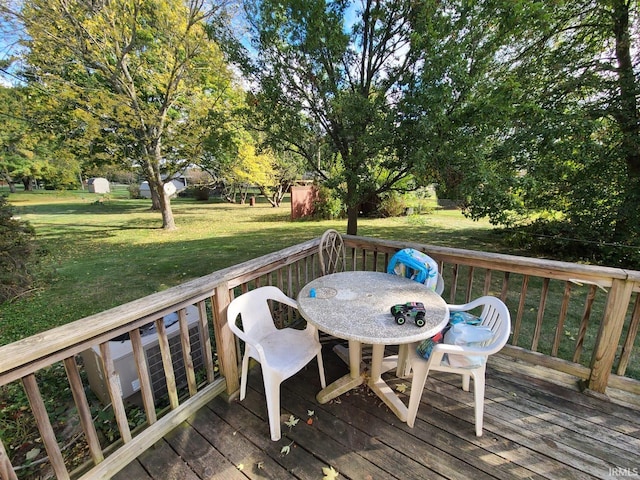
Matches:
[617,293,640,376]
[129,328,157,425]
[99,342,132,442]
[573,284,597,363]
[500,271,510,302]
[449,264,459,303]
[63,357,105,464]
[483,269,492,295]
[178,308,197,397]
[200,299,216,383]
[0,436,18,480]
[465,266,474,303]
[512,275,529,346]
[552,282,573,357]
[22,374,70,480]
[531,278,550,352]
[155,318,179,410]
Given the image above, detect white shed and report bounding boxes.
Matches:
[87,177,110,194]
[139,181,177,199]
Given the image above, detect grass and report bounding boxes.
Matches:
[0,187,503,345]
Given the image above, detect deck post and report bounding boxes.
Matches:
[213,283,240,395]
[586,277,634,393]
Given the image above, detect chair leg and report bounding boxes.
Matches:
[240,353,250,401]
[406,362,430,428]
[263,375,283,441]
[461,373,470,392]
[317,352,326,388]
[473,371,485,437]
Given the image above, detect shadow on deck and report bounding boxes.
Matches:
[115,342,640,480]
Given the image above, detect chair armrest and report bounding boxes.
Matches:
[432,343,493,356]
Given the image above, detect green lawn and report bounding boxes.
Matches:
[1,188,504,345]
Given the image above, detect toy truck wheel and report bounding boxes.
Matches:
[395,314,406,325]
[415,314,426,327]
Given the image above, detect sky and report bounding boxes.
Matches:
[0,12,25,86]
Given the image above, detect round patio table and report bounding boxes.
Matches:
[297,271,449,423]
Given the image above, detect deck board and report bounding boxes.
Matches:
[116,344,640,479]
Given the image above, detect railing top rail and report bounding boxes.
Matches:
[346,235,640,283]
[0,239,319,380]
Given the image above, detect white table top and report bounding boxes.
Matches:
[297,271,449,345]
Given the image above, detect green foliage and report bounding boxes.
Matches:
[313,185,345,220]
[457,1,640,266]
[0,195,36,303]
[13,0,239,229]
[127,184,142,199]
[378,193,408,218]
[245,0,444,233]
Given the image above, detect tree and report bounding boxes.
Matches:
[0,85,83,190]
[244,0,442,234]
[458,1,640,265]
[5,0,237,229]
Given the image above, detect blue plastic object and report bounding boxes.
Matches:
[387,248,439,291]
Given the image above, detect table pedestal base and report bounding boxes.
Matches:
[315,341,410,422]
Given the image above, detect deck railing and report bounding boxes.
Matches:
[0,235,639,479]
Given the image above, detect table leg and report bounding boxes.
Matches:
[396,344,412,378]
[316,340,365,404]
[368,344,408,422]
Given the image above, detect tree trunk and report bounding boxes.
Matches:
[611,0,640,242]
[145,154,176,230]
[347,205,358,235]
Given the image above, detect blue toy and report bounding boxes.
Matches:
[387,248,439,291]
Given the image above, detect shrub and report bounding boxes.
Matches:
[127,183,141,199]
[0,196,36,303]
[313,185,345,219]
[378,192,407,217]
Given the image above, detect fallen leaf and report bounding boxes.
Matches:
[25,448,40,462]
[257,461,264,469]
[322,465,339,480]
[237,463,244,471]
[281,445,291,455]
[307,418,313,425]
[307,409,315,416]
[285,415,299,428]
[395,383,408,393]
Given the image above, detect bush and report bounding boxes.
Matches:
[0,196,36,303]
[127,183,141,199]
[378,192,407,217]
[503,218,640,269]
[313,185,345,219]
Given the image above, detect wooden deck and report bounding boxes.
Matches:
[114,343,640,480]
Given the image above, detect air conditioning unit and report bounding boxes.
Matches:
[82,306,205,405]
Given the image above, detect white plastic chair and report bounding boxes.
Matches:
[406,296,511,436]
[319,229,346,275]
[435,273,445,296]
[227,286,326,441]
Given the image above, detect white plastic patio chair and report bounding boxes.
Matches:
[406,296,511,436]
[227,286,326,441]
[319,229,346,275]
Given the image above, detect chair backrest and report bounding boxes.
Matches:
[472,296,512,354]
[319,229,346,275]
[226,286,296,341]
